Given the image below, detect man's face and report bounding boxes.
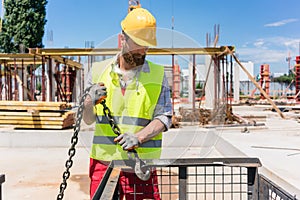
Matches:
[121,35,148,67]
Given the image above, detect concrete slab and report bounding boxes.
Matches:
[0,129,93,148]
[217,118,300,197]
[0,126,224,200]
[224,105,300,197]
[0,107,299,199]
[0,147,90,200]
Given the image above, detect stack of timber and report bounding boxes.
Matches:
[0,101,75,129]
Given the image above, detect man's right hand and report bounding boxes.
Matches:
[88,83,107,105]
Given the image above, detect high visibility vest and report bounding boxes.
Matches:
[90,58,164,161]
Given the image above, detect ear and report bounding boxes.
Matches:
[119,33,126,43]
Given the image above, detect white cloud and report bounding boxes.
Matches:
[238,47,285,63]
[253,39,265,48]
[259,36,300,50]
[236,36,300,72]
[264,18,298,27]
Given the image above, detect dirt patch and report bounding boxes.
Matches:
[14,181,59,188]
[70,174,90,195]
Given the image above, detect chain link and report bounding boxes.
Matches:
[56,86,91,200]
[100,99,151,181]
[57,85,145,199]
[56,86,122,199]
[100,100,121,136]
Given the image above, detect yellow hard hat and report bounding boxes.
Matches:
[121,8,157,47]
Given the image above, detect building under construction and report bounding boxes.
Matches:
[1,45,297,127]
[0,44,299,199]
[0,1,300,200]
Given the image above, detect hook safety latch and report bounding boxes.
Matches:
[127,150,151,181]
[100,99,150,181]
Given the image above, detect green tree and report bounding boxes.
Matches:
[0,0,47,53]
[273,73,295,85]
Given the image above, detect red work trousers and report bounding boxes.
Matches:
[89,158,161,200]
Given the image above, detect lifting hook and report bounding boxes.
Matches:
[100,100,151,181]
[128,151,151,181]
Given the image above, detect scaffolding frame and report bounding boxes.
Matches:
[29,46,235,114]
[0,46,285,120]
[0,53,82,102]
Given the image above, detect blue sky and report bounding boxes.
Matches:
[40,0,300,73]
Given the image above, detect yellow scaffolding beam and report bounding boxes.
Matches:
[0,53,82,69]
[29,46,235,56]
[51,56,82,69]
[0,46,235,69]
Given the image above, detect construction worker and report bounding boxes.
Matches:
[83,7,172,200]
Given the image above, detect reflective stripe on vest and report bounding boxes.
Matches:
[96,115,151,127]
[90,59,164,161]
[93,136,162,147]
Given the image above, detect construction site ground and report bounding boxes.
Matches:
[0,105,299,200]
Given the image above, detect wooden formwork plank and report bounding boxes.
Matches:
[0,111,75,119]
[0,101,68,106]
[14,124,70,129]
[0,101,71,110]
[0,120,65,125]
[0,101,75,129]
[0,111,62,117]
[61,111,76,119]
[0,116,74,121]
[0,115,75,125]
[63,120,75,127]
[4,118,75,129]
[0,106,67,111]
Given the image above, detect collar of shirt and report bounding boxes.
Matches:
[109,53,150,90]
[110,53,150,75]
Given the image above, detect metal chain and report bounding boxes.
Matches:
[100,100,146,169]
[56,87,91,200]
[56,86,121,200]
[57,85,146,199]
[100,100,121,136]
[100,100,151,181]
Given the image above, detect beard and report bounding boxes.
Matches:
[121,46,146,67]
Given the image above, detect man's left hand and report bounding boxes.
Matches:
[114,133,140,150]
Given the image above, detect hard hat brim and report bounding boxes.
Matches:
[123,28,157,47]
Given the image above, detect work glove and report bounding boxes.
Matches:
[114,133,140,150]
[88,83,107,105]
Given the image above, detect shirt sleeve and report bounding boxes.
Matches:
[153,74,172,131]
[85,69,93,89]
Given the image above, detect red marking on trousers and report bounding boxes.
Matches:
[89,158,161,200]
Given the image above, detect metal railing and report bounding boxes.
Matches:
[93,158,298,200]
[0,174,5,200]
[93,158,267,200]
[259,174,297,200]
